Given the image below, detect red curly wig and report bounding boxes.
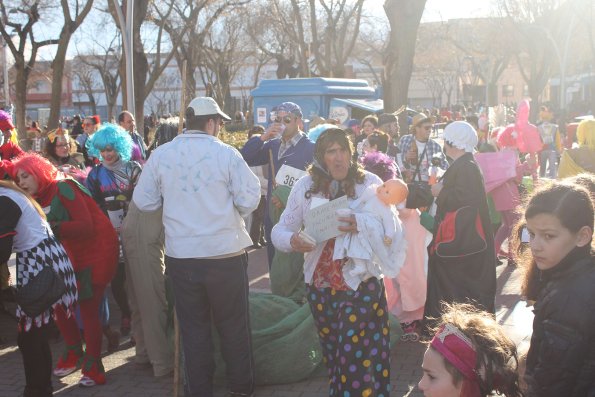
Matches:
[12,153,59,199]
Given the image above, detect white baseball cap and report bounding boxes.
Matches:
[186,97,231,121]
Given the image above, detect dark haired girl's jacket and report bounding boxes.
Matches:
[525,247,595,397]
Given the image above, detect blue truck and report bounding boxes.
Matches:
[251,77,383,128]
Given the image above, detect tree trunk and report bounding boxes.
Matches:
[14,64,28,141]
[383,0,426,130]
[48,31,72,130]
[134,49,148,137]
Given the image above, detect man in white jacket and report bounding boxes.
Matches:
[132,97,260,397]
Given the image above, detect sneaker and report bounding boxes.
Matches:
[79,359,106,387]
[53,346,82,377]
[120,316,131,336]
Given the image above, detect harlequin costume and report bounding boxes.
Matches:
[12,154,119,387]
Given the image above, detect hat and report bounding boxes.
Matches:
[378,113,398,125]
[90,115,101,125]
[411,113,430,127]
[0,109,15,132]
[346,118,360,129]
[443,121,478,153]
[187,97,231,121]
[276,102,303,119]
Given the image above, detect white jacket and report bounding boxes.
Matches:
[133,132,261,259]
[271,171,383,288]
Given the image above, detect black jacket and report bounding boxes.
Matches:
[525,247,595,397]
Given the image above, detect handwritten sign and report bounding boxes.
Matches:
[275,164,307,188]
[304,196,349,243]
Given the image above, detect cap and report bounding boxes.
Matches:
[411,113,430,127]
[187,97,231,121]
[346,118,360,128]
[276,102,303,119]
[378,113,398,125]
[443,121,478,153]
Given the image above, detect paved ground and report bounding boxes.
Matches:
[0,246,532,397]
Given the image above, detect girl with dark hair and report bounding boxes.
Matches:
[419,303,524,397]
[511,181,594,396]
[0,180,77,397]
[272,128,393,396]
[44,129,85,175]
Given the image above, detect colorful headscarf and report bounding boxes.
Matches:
[431,323,481,397]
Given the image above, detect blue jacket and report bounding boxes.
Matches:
[241,135,315,201]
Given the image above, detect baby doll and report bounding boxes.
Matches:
[346,179,408,281]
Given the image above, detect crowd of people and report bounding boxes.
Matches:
[0,95,593,397]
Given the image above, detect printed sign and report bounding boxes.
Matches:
[329,106,349,124]
[257,107,267,123]
[275,164,307,188]
[304,195,349,243]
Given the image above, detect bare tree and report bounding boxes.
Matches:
[0,1,58,139]
[47,0,94,129]
[155,0,248,102]
[496,0,563,117]
[71,62,98,115]
[383,0,427,128]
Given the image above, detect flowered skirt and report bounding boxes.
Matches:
[16,236,78,332]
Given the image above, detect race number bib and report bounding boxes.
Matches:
[275,164,307,188]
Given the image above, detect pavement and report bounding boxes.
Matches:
[0,246,532,397]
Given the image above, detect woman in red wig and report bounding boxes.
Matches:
[12,153,119,387]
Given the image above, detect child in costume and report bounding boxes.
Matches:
[361,151,431,341]
[12,154,119,387]
[85,124,141,336]
[419,303,523,397]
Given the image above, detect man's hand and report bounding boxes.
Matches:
[260,123,283,141]
[337,215,358,234]
[290,232,315,253]
[271,196,284,210]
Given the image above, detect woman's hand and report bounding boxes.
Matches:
[338,215,358,234]
[431,181,443,197]
[290,232,316,253]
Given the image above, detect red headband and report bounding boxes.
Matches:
[431,323,481,397]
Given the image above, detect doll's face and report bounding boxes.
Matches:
[376,179,409,205]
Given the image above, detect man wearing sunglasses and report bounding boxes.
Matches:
[241,102,315,267]
[133,96,260,397]
[396,113,448,184]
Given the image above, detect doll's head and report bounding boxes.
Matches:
[376,179,408,206]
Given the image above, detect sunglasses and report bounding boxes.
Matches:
[272,115,294,124]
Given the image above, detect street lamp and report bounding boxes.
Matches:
[111,0,134,114]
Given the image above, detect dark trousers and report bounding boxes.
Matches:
[18,324,53,397]
[166,253,254,397]
[111,261,131,318]
[249,196,266,245]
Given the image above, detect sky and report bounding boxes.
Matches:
[30,0,495,61]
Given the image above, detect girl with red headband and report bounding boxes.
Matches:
[419,303,523,397]
[12,153,119,387]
